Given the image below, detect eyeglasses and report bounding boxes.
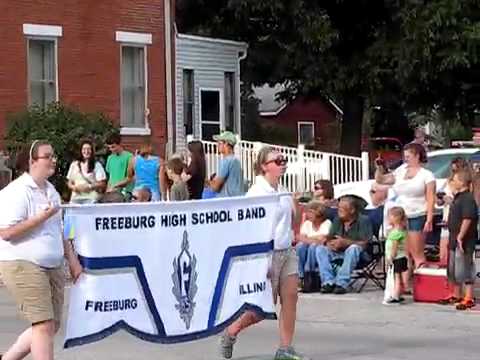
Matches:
[37,154,57,161]
[265,157,288,166]
[314,185,322,190]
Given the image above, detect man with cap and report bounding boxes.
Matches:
[210,131,245,197]
[411,127,429,151]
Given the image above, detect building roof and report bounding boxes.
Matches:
[177,33,248,50]
[253,84,343,116]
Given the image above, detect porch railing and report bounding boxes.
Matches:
[188,136,369,192]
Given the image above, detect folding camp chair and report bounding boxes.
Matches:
[348,205,386,292]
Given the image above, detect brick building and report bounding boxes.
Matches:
[0,0,175,155]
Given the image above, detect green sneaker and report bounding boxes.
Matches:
[219,330,236,359]
[274,346,308,360]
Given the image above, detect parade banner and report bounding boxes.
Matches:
[63,195,281,348]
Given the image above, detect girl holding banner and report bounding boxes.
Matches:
[0,140,82,360]
[219,146,305,360]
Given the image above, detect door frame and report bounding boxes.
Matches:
[199,87,225,140]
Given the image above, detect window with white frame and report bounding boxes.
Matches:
[224,72,235,131]
[27,39,57,108]
[24,24,61,108]
[121,45,146,128]
[200,89,223,141]
[298,121,315,146]
[183,69,194,135]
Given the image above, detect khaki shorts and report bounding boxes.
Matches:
[270,248,298,303]
[0,260,65,324]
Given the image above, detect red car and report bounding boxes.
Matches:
[369,137,403,169]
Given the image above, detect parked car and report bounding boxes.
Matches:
[335,148,480,246]
[334,147,480,206]
[368,137,403,170]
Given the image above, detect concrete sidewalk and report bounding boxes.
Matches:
[1,288,480,360]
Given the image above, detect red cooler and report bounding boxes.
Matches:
[475,248,480,298]
[413,267,451,303]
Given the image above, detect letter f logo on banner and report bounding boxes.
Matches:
[172,231,198,329]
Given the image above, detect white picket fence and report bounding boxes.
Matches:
[192,136,369,192]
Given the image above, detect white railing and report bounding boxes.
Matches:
[187,136,369,192]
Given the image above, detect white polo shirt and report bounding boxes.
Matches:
[247,176,294,250]
[0,173,63,268]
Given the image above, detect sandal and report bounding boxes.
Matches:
[438,296,460,305]
[456,298,475,310]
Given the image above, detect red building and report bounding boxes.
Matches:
[0,0,175,154]
[254,84,343,152]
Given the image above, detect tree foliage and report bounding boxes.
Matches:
[177,0,480,154]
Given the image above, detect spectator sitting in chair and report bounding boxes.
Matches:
[296,201,332,292]
[314,195,373,294]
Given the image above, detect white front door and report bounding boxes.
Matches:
[199,88,224,140]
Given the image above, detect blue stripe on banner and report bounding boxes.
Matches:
[64,241,275,348]
[77,255,166,336]
[64,303,276,348]
[208,240,275,328]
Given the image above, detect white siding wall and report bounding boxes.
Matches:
[175,35,246,153]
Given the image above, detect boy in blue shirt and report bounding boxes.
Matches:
[210,131,245,198]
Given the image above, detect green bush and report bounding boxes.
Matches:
[446,120,473,142]
[5,102,119,199]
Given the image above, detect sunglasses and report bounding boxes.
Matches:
[37,154,57,161]
[265,157,288,166]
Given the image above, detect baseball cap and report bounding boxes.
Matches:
[213,131,237,146]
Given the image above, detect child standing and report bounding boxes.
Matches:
[444,170,478,310]
[383,206,409,305]
[166,158,190,201]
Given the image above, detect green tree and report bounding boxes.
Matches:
[177,0,480,155]
[380,1,480,120]
[177,0,393,155]
[5,103,119,198]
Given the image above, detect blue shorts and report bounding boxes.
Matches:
[408,216,426,232]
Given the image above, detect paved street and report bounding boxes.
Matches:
[1,287,480,360]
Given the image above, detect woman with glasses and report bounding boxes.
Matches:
[66,139,107,204]
[219,146,305,360]
[312,179,337,220]
[0,140,82,360]
[313,180,334,204]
